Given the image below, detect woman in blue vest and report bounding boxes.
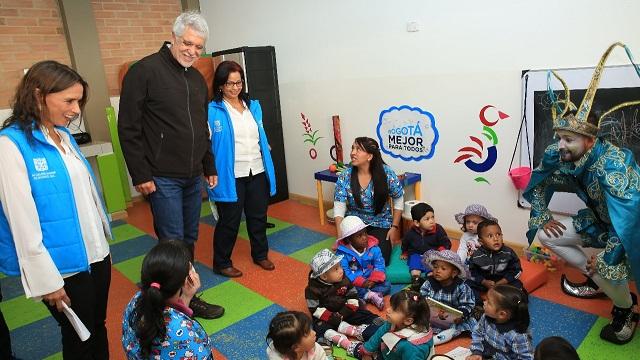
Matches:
[207,61,276,278]
[0,60,112,359]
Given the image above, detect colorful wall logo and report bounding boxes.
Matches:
[453,105,509,184]
[300,113,323,159]
[376,105,439,161]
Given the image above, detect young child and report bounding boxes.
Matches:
[305,249,383,356]
[534,336,579,360]
[468,219,524,306]
[266,311,328,360]
[356,290,434,359]
[454,204,497,264]
[335,216,391,310]
[401,202,451,290]
[466,285,533,360]
[122,241,213,359]
[420,250,477,345]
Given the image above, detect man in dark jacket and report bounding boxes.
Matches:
[118,11,222,319]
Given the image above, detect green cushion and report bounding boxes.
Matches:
[386,245,412,284]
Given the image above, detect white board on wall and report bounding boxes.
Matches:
[517,64,640,215]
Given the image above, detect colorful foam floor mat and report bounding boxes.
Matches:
[1,200,638,359]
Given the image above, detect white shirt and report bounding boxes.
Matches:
[224,100,264,178]
[0,128,111,298]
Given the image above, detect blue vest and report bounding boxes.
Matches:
[0,125,101,276]
[207,99,277,202]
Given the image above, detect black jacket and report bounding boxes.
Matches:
[118,43,215,185]
[468,245,522,284]
[401,224,451,256]
[305,271,360,327]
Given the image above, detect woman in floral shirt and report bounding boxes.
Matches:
[333,137,404,264]
[122,241,213,359]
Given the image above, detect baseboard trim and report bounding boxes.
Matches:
[288,192,526,257]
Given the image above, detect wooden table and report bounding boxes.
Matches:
[314,170,422,225]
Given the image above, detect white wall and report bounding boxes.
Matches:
[203,0,640,246]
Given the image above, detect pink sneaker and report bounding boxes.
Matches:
[367,291,385,310]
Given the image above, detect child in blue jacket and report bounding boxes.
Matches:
[335,216,391,310]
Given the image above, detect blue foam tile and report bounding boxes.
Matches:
[266,225,332,255]
[193,262,230,291]
[110,235,158,264]
[10,316,61,359]
[110,219,126,227]
[390,283,408,295]
[528,295,598,348]
[0,275,25,301]
[211,303,286,359]
[200,214,217,227]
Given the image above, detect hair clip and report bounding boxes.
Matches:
[413,295,418,301]
[150,282,161,289]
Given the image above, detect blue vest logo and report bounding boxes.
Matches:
[33,157,48,171]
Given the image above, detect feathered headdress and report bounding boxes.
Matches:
[547,42,640,138]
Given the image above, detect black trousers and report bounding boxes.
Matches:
[367,226,392,265]
[44,255,112,360]
[213,172,269,269]
[0,288,12,360]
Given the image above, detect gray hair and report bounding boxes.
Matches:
[173,11,209,40]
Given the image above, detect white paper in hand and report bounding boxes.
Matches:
[61,301,91,341]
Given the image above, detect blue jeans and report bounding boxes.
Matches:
[149,176,202,245]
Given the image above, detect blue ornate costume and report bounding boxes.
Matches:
[524,139,640,282]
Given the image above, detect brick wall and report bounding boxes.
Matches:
[0,0,71,108]
[91,0,182,96]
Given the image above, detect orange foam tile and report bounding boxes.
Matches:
[228,240,310,311]
[212,348,227,360]
[107,267,141,360]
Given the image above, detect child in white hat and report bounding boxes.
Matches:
[335,216,390,310]
[305,249,383,357]
[454,204,497,264]
[420,250,477,345]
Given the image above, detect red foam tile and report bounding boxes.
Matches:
[195,223,215,266]
[212,348,227,360]
[528,264,638,318]
[107,266,140,360]
[268,200,336,237]
[521,259,548,294]
[124,200,156,237]
[230,240,310,311]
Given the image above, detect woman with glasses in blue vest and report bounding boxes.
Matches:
[0,60,112,359]
[207,60,277,278]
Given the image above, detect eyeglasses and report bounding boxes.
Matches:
[224,80,243,88]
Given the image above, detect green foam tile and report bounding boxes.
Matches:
[43,352,62,360]
[237,217,293,240]
[332,346,356,359]
[197,280,272,335]
[289,236,336,264]
[201,201,213,217]
[114,254,145,284]
[0,294,51,330]
[110,223,147,244]
[577,317,640,358]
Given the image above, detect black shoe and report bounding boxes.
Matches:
[190,296,224,319]
[561,274,605,299]
[266,222,276,228]
[600,293,639,345]
[410,276,425,292]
